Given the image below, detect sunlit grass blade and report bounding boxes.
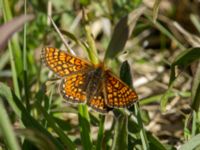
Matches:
[0,100,21,150]
[95,116,105,150]
[0,51,9,70]
[190,14,200,33]
[78,104,93,150]
[152,0,161,23]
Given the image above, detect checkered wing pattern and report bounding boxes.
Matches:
[104,71,138,108]
[41,47,92,77]
[60,72,89,103]
[87,91,111,113]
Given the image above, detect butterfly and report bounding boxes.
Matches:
[41,47,138,113]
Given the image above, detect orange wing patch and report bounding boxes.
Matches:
[87,91,111,113]
[41,47,92,77]
[60,73,88,103]
[104,71,138,108]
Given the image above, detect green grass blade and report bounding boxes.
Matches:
[170,47,200,85]
[120,61,150,150]
[145,14,185,50]
[0,82,65,150]
[23,0,30,110]
[134,103,150,150]
[82,9,99,64]
[2,0,23,73]
[161,47,200,111]
[78,104,93,150]
[111,113,128,150]
[0,82,21,116]
[0,51,9,70]
[35,102,76,150]
[147,133,167,150]
[95,116,105,150]
[0,100,21,150]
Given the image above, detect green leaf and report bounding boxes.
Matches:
[120,61,133,87]
[148,133,168,150]
[105,6,146,61]
[179,134,200,150]
[170,47,200,85]
[161,47,200,111]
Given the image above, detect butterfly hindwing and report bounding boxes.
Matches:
[87,90,111,113]
[104,71,138,108]
[60,72,89,103]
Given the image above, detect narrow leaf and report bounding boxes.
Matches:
[0,14,34,50]
[0,100,21,150]
[120,61,133,87]
[170,47,200,85]
[179,134,200,150]
[105,6,146,61]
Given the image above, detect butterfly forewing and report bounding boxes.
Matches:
[104,71,138,108]
[41,47,92,77]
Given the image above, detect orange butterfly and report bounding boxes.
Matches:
[41,47,138,113]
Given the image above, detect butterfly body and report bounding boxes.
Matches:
[41,47,138,113]
[85,66,104,100]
